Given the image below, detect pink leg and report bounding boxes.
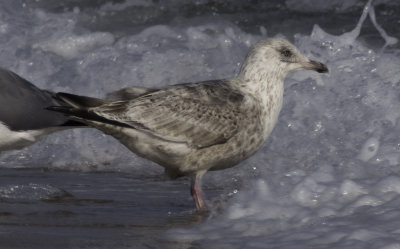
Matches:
[190,176,206,211]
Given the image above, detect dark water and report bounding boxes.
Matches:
[0,168,212,248]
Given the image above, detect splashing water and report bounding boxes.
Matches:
[0,0,399,248]
[165,2,400,249]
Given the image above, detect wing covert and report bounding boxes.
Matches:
[93,81,254,148]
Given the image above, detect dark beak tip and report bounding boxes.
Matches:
[317,65,329,74]
[309,60,329,74]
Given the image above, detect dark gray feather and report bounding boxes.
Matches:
[0,68,74,131]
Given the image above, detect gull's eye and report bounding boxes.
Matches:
[280,48,292,58]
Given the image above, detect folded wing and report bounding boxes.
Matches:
[92,81,252,148]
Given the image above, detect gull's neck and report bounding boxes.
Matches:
[231,59,286,139]
[233,59,286,98]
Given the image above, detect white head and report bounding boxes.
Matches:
[238,38,328,84]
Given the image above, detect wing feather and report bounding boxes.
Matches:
[92,81,253,148]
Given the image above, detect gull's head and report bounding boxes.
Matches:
[239,38,328,82]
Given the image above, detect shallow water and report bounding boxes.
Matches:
[0,167,212,248]
[1,0,400,248]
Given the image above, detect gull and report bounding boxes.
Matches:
[0,68,82,151]
[48,38,328,210]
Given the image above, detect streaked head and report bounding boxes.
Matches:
[239,38,328,81]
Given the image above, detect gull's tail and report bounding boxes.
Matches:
[47,93,132,129]
[54,92,107,109]
[47,92,107,120]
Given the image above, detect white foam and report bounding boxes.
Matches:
[357,137,380,162]
[166,1,400,248]
[376,176,400,194]
[340,179,367,200]
[368,4,398,49]
[347,229,385,241]
[34,32,115,59]
[1,0,400,248]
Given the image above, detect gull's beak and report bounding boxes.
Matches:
[302,60,329,73]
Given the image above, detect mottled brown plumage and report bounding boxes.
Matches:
[97,81,248,149]
[49,38,328,211]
